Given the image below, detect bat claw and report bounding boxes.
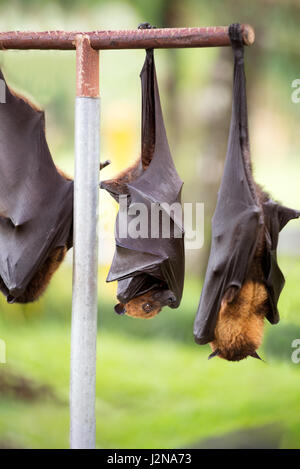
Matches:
[208,349,220,360]
[138,22,157,30]
[251,352,265,362]
[100,160,111,171]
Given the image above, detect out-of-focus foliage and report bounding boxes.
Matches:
[0,0,299,449]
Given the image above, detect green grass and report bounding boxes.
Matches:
[0,257,299,448]
[0,320,300,449]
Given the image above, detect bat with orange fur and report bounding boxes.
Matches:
[101,48,184,319]
[194,24,299,361]
[102,158,178,320]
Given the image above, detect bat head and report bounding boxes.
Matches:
[209,281,268,362]
[114,288,176,319]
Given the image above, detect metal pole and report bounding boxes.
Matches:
[70,35,100,449]
[0,24,255,50]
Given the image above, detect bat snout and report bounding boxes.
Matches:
[7,294,16,304]
[6,285,23,303]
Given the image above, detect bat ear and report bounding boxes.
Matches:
[208,349,220,360]
[222,286,238,304]
[251,352,264,361]
[114,303,126,315]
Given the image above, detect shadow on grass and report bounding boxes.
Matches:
[186,423,283,449]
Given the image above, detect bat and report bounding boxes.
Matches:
[0,69,108,304]
[0,71,73,304]
[101,48,185,319]
[193,23,300,361]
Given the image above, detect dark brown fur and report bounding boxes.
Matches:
[101,159,142,199]
[13,246,68,303]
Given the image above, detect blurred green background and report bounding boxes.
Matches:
[0,0,300,449]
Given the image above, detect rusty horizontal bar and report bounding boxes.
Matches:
[0,25,255,50]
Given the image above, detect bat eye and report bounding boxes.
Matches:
[142,303,153,314]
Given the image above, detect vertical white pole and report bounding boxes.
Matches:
[70,35,100,449]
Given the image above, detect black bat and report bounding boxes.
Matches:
[101,49,185,319]
[193,24,300,361]
[0,71,74,303]
[0,70,110,304]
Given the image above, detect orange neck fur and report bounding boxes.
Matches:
[211,280,268,361]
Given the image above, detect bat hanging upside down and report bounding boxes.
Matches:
[101,47,184,319]
[203,151,299,362]
[1,160,109,305]
[209,183,271,362]
[101,157,179,320]
[194,23,300,362]
[0,80,110,304]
